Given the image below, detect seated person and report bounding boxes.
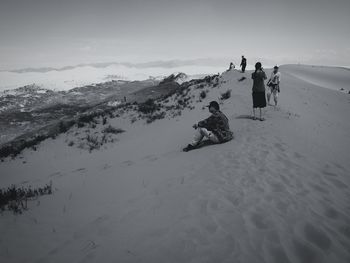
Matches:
[183,101,233,152]
[228,62,235,71]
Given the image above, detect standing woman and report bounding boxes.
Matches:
[251,62,267,121]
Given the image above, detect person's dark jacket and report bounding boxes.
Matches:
[252,70,267,92]
[198,110,233,142]
[240,58,247,66]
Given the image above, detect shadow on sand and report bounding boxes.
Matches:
[235,114,255,120]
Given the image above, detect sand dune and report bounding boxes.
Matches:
[0,65,349,263]
[280,64,350,92]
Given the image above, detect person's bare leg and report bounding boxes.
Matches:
[259,108,265,121]
[190,128,219,146]
[191,128,205,146]
[274,91,278,106]
[253,108,257,120]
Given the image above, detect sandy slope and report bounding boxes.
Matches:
[280,64,350,92]
[0,66,350,263]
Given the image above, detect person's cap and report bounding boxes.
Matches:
[274,65,279,69]
[206,101,220,110]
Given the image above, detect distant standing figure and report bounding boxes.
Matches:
[228,62,235,71]
[251,62,267,121]
[240,56,247,73]
[183,101,233,152]
[267,66,281,106]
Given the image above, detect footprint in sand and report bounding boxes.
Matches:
[331,162,346,171]
[338,225,350,240]
[266,230,281,244]
[81,240,98,252]
[224,193,241,207]
[292,238,320,263]
[198,217,218,235]
[274,143,286,152]
[303,223,332,251]
[274,200,289,214]
[250,212,270,230]
[72,168,86,173]
[325,177,348,189]
[322,170,338,177]
[267,245,291,263]
[294,152,303,159]
[185,227,208,245]
[198,199,210,215]
[324,206,339,220]
[122,160,134,166]
[48,172,63,178]
[309,183,329,194]
[146,227,170,238]
[142,155,158,162]
[102,163,112,170]
[269,182,286,192]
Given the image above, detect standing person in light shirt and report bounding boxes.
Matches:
[267,66,281,106]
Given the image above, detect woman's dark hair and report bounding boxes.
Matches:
[255,62,262,72]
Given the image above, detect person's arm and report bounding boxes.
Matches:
[263,71,267,80]
[198,118,208,128]
[198,115,214,129]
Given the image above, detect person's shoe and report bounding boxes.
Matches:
[183,144,196,152]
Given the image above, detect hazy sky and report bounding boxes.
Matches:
[1,0,349,69]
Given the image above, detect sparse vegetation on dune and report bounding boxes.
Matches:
[221,90,232,100]
[102,125,125,135]
[0,72,222,158]
[68,123,126,152]
[137,99,160,114]
[200,90,207,99]
[146,111,166,124]
[0,183,53,214]
[129,73,222,124]
[0,104,125,158]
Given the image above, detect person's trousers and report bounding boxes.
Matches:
[191,128,219,146]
